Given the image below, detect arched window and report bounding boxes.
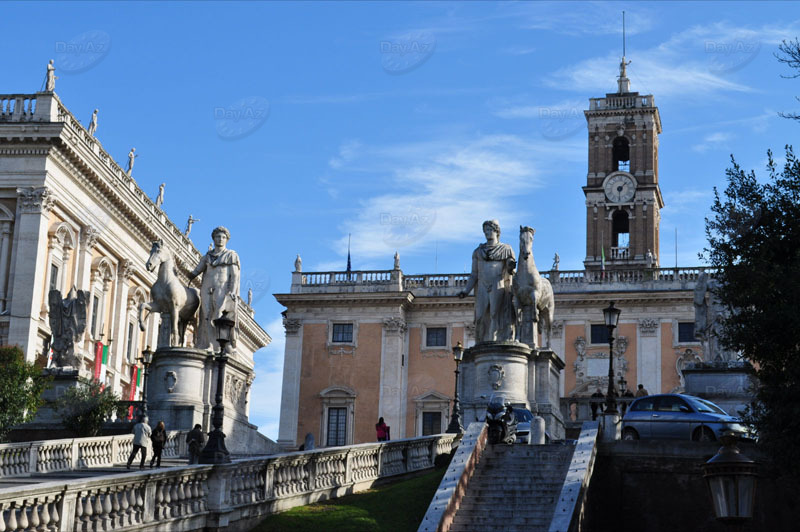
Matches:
[612,210,630,258]
[612,136,630,172]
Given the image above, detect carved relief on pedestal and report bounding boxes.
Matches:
[464,322,476,341]
[675,348,703,390]
[638,318,659,337]
[225,373,248,407]
[551,321,564,339]
[488,364,505,390]
[165,371,177,393]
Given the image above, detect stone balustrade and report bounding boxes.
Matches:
[292,267,711,296]
[0,431,188,478]
[560,396,636,429]
[0,433,456,532]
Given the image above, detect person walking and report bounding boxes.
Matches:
[635,384,650,397]
[127,415,151,470]
[186,424,205,464]
[375,417,390,442]
[150,421,167,468]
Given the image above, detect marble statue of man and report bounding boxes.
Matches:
[126,148,137,176]
[185,214,198,236]
[88,109,98,136]
[155,183,165,208]
[552,252,560,271]
[188,226,240,351]
[459,220,517,343]
[694,272,731,362]
[45,60,57,92]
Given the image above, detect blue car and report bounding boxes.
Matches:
[621,393,750,442]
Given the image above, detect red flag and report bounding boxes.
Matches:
[93,342,104,381]
[127,366,139,420]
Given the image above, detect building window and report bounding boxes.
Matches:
[590,324,610,344]
[426,327,447,347]
[612,136,630,172]
[49,264,59,292]
[91,295,100,337]
[422,412,442,436]
[326,407,347,447]
[126,322,135,361]
[332,323,353,343]
[678,322,695,343]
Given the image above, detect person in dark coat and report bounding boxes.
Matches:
[150,421,167,468]
[375,417,390,442]
[186,424,205,464]
[590,388,605,421]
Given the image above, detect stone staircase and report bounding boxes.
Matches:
[448,443,575,532]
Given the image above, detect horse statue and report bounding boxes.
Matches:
[138,240,200,347]
[513,226,554,348]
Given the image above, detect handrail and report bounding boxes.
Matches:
[548,421,600,532]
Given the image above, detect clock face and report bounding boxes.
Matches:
[604,173,636,203]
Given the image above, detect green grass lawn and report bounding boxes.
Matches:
[250,467,447,532]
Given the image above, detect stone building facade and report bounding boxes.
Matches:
[0,88,269,420]
[275,65,709,449]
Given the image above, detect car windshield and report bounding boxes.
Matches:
[514,409,533,423]
[687,396,727,414]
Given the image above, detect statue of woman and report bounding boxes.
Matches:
[188,226,240,350]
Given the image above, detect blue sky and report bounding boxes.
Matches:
[3,1,798,440]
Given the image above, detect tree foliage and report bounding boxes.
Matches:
[704,147,800,476]
[0,346,50,442]
[54,378,120,437]
[777,38,800,120]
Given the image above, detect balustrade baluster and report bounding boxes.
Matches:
[17,501,28,530]
[31,498,43,531]
[0,502,6,532]
[7,502,17,531]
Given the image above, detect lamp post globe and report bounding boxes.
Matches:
[703,432,758,523]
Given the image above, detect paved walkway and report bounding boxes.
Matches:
[0,458,189,490]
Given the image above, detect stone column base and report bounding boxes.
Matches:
[600,412,620,441]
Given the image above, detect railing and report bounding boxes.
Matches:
[403,274,470,289]
[302,270,394,286]
[0,94,37,122]
[610,247,629,260]
[560,397,636,426]
[589,94,655,111]
[0,433,456,532]
[0,431,188,478]
[546,266,712,285]
[548,421,600,532]
[418,422,486,532]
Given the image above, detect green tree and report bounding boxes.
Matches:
[54,378,120,437]
[0,346,50,442]
[704,147,800,476]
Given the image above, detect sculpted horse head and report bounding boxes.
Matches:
[519,226,535,258]
[145,240,169,273]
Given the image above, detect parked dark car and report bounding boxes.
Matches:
[621,393,750,442]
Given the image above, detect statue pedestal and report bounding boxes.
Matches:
[600,412,620,441]
[460,341,565,440]
[683,361,757,417]
[148,347,277,455]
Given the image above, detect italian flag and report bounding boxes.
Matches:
[601,245,606,270]
[127,365,139,420]
[94,342,109,388]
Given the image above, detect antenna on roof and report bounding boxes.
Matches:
[622,11,626,58]
[346,233,352,276]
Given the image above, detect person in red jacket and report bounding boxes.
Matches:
[376,417,390,442]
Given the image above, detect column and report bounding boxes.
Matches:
[380,317,406,440]
[76,226,99,354]
[637,318,661,395]
[112,260,133,372]
[0,221,13,312]
[277,317,303,449]
[7,187,54,362]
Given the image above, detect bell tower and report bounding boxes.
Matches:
[583,53,663,271]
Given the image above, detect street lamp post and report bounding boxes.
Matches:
[138,346,154,417]
[446,342,465,434]
[199,311,236,464]
[603,302,621,415]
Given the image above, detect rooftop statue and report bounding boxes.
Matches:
[126,148,137,176]
[188,226,241,351]
[45,60,57,92]
[155,183,165,208]
[185,214,199,236]
[139,240,200,347]
[459,220,517,343]
[88,109,98,136]
[47,287,88,367]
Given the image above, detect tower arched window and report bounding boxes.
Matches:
[612,136,630,172]
[612,209,630,259]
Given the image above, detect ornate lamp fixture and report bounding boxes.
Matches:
[200,311,236,464]
[446,342,465,435]
[602,302,621,415]
[702,432,758,523]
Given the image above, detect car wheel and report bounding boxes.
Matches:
[693,427,716,442]
[622,428,639,441]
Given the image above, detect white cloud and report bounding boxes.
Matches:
[248,315,285,441]
[324,134,580,261]
[692,131,733,153]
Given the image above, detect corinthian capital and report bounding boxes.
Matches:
[16,187,54,214]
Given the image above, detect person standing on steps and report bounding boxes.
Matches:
[376,417,390,442]
[186,424,205,464]
[150,421,167,468]
[127,415,151,470]
[635,384,649,397]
